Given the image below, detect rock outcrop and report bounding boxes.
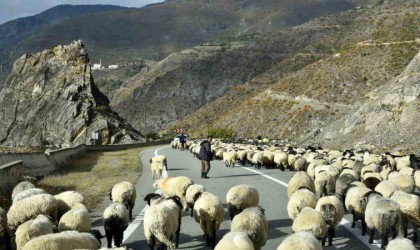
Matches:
[0,40,141,150]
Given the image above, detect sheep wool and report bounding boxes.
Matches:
[13,188,47,204]
[11,181,36,200]
[292,207,327,240]
[415,170,420,190]
[314,171,335,197]
[185,184,206,216]
[287,188,317,220]
[153,176,193,211]
[215,232,254,250]
[231,206,268,250]
[21,230,100,250]
[58,207,91,233]
[193,192,225,247]
[390,190,420,241]
[386,237,417,250]
[287,172,315,198]
[277,231,322,250]
[110,181,136,220]
[7,193,58,233]
[54,191,85,219]
[226,184,259,220]
[388,172,415,193]
[15,214,53,250]
[374,181,399,198]
[103,202,130,248]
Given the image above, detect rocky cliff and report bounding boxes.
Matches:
[0,40,141,151]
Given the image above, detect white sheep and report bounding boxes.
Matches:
[13,188,47,204]
[274,151,289,170]
[365,191,401,248]
[374,180,399,198]
[109,181,136,220]
[231,206,268,250]
[193,192,225,247]
[388,171,415,193]
[399,167,415,176]
[292,207,327,240]
[236,150,248,165]
[276,231,322,250]
[307,159,329,178]
[396,156,410,171]
[386,237,417,250]
[340,168,359,181]
[153,176,193,211]
[262,151,275,168]
[390,190,420,242]
[362,172,383,190]
[7,193,58,233]
[315,195,344,246]
[314,170,335,197]
[21,230,100,250]
[415,170,420,191]
[144,196,183,249]
[335,173,357,200]
[223,151,237,168]
[185,184,206,217]
[215,231,254,250]
[344,186,371,235]
[0,206,11,250]
[293,156,307,171]
[287,188,317,220]
[287,171,315,198]
[103,202,130,248]
[58,205,91,233]
[11,181,36,200]
[150,155,167,170]
[54,191,85,219]
[252,151,264,169]
[226,184,259,220]
[15,214,53,250]
[150,156,165,179]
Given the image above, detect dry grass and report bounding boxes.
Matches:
[37,147,147,210]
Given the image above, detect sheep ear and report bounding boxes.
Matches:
[192,192,202,202]
[167,196,183,209]
[150,158,153,163]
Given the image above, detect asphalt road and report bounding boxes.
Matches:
[116,145,399,250]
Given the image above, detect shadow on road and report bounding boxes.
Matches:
[210,173,261,178]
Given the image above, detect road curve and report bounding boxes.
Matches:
[119,145,382,250]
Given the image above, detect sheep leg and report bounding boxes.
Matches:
[114,230,124,247]
[322,234,327,246]
[361,217,367,236]
[205,233,210,247]
[147,235,155,250]
[381,232,389,249]
[105,229,113,248]
[3,231,11,250]
[351,211,356,228]
[414,226,418,242]
[211,220,217,247]
[369,228,375,244]
[328,226,334,246]
[175,211,181,248]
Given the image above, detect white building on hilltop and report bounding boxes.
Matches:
[91,59,102,70]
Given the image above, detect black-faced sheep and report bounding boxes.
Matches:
[103,202,130,248]
[231,206,268,250]
[109,181,136,220]
[15,214,53,250]
[315,195,344,246]
[21,230,101,250]
[143,196,183,249]
[185,184,206,217]
[226,184,259,220]
[193,192,225,247]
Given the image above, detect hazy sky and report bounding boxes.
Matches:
[0,0,164,25]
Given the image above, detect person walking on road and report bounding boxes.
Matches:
[179,134,187,151]
[198,136,213,179]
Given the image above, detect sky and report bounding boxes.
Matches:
[0,0,164,25]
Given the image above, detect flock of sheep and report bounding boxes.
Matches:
[0,179,136,249]
[171,138,419,249]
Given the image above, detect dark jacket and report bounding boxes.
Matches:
[198,140,213,161]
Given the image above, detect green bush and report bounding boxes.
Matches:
[208,127,235,138]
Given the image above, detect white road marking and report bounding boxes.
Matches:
[123,146,170,242]
[241,166,381,250]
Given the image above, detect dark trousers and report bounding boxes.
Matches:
[201,160,211,173]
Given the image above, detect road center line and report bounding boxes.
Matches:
[123,146,170,243]
[240,166,381,250]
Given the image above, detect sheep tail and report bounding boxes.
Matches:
[154,230,176,250]
[380,212,400,235]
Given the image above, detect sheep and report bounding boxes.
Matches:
[144,196,183,249]
[361,164,380,180]
[344,186,371,235]
[231,206,268,250]
[335,173,357,200]
[236,150,248,165]
[153,176,193,211]
[15,214,53,250]
[396,156,411,171]
[215,231,254,250]
[7,193,58,233]
[307,159,329,178]
[0,206,11,250]
[58,206,91,233]
[193,192,225,247]
[252,151,264,169]
[388,171,415,193]
[150,155,168,171]
[375,180,399,198]
[386,237,417,250]
[390,190,420,242]
[274,151,289,170]
[340,168,360,181]
[144,193,165,206]
[365,191,401,248]
[276,231,322,250]
[150,155,167,179]
[103,202,130,248]
[287,188,317,220]
[11,181,36,200]
[109,181,136,220]
[215,148,225,160]
[314,170,335,197]
[21,230,101,250]
[399,167,415,176]
[54,191,85,219]
[287,171,315,198]
[293,156,308,171]
[13,188,47,203]
[292,207,327,240]
[288,154,297,170]
[415,170,420,191]
[226,184,259,220]
[315,195,344,246]
[262,151,275,168]
[223,151,237,168]
[185,184,206,217]
[362,172,383,190]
